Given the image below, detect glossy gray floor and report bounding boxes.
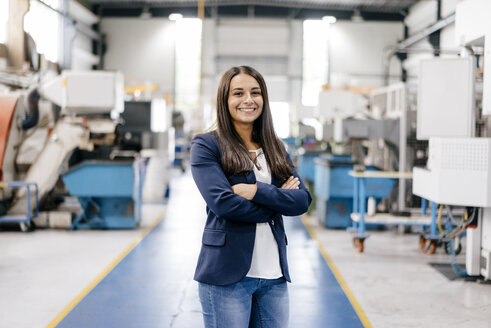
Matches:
[1,169,490,327]
[306,214,491,327]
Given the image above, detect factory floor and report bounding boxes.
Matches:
[1,168,491,328]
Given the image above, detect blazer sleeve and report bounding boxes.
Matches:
[251,151,312,216]
[190,134,275,224]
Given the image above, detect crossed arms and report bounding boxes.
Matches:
[190,135,312,224]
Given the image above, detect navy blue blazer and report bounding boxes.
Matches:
[190,132,312,286]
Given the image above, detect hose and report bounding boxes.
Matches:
[22,88,40,130]
[446,237,469,277]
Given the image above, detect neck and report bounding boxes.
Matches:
[233,122,258,149]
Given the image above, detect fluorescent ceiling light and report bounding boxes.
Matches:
[322,16,336,24]
[169,13,183,21]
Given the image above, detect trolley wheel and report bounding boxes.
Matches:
[19,221,34,232]
[421,239,437,255]
[419,235,426,250]
[353,237,364,253]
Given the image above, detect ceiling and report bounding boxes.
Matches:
[86,0,421,21]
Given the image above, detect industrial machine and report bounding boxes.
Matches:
[62,160,143,229]
[313,154,395,228]
[412,0,491,280]
[311,84,419,229]
[1,70,148,230]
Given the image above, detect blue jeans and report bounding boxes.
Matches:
[198,277,289,328]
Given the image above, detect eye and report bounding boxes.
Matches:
[233,92,243,96]
[252,91,262,96]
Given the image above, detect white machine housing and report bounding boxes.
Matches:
[317,90,366,121]
[455,0,491,115]
[39,70,124,115]
[413,138,491,207]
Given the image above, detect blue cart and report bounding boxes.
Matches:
[0,181,39,232]
[62,160,144,229]
[349,171,434,252]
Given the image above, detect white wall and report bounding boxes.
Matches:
[101,18,175,96]
[212,18,293,101]
[216,19,289,58]
[329,21,404,87]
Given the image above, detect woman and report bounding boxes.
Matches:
[190,66,311,328]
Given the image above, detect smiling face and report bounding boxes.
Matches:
[227,73,264,129]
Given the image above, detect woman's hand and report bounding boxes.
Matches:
[281,176,300,190]
[232,183,257,200]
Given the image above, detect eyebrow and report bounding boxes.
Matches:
[231,87,261,91]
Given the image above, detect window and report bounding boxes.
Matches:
[24,0,60,63]
[302,19,330,106]
[151,98,168,132]
[0,0,9,44]
[270,102,290,138]
[174,18,202,112]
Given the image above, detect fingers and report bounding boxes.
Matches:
[281,176,300,189]
[289,178,300,189]
[280,176,293,189]
[281,176,293,186]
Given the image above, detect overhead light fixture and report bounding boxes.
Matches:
[351,9,364,23]
[322,16,336,24]
[140,6,152,19]
[169,13,183,21]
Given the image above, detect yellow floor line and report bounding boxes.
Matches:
[300,215,373,328]
[46,209,167,328]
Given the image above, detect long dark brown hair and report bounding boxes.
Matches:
[212,65,292,182]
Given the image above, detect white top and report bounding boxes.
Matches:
[246,148,283,279]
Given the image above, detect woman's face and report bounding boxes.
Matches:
[227,73,263,128]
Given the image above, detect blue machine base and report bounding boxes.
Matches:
[71,197,138,230]
[317,197,352,228]
[71,216,138,230]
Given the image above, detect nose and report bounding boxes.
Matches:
[243,92,254,104]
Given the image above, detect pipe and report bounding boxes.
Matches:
[34,0,101,41]
[22,88,40,130]
[398,14,455,49]
[383,13,456,85]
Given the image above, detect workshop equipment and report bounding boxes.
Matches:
[0,181,39,231]
[62,160,144,229]
[314,154,395,228]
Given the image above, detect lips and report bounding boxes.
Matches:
[238,108,256,112]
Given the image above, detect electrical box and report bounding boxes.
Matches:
[417,58,475,140]
[413,138,491,207]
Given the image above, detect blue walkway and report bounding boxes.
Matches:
[56,175,365,327]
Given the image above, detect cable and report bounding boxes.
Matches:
[446,237,469,277]
[438,205,480,278]
[436,205,472,238]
